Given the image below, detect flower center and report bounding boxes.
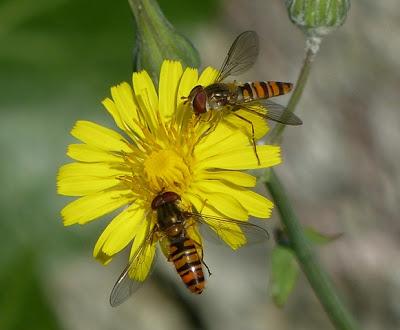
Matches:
[143,149,191,193]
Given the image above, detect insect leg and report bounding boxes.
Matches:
[203,111,214,123]
[202,258,212,277]
[197,198,208,214]
[232,112,260,165]
[192,114,220,152]
[180,95,189,105]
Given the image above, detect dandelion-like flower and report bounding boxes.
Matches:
[57,60,281,281]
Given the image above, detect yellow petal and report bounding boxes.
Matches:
[61,190,133,226]
[193,180,273,218]
[196,114,268,159]
[132,70,158,130]
[94,250,112,265]
[58,162,129,179]
[108,83,145,137]
[176,67,198,127]
[223,108,269,140]
[158,60,183,120]
[197,170,256,187]
[58,175,121,196]
[187,185,248,220]
[94,204,146,262]
[67,144,122,163]
[128,221,156,281]
[93,203,138,264]
[177,67,198,103]
[194,129,250,160]
[102,97,126,132]
[71,120,131,152]
[203,215,246,250]
[233,189,274,218]
[197,66,218,86]
[185,193,246,249]
[197,145,281,170]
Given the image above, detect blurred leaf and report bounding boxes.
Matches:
[158,0,219,24]
[0,0,67,37]
[304,227,343,245]
[271,246,299,307]
[0,250,61,330]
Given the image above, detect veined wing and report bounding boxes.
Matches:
[109,225,157,307]
[185,211,269,248]
[215,31,259,83]
[236,100,303,126]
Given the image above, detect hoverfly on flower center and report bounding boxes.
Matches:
[109,191,268,306]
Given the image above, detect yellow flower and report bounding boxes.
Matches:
[57,60,281,280]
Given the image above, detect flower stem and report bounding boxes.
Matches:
[267,38,319,144]
[265,170,359,330]
[264,37,360,329]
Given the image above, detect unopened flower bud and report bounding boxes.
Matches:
[129,0,200,84]
[285,0,350,38]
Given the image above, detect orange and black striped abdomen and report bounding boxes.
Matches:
[238,81,293,102]
[169,238,205,294]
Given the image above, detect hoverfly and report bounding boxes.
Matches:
[184,31,302,163]
[109,191,268,307]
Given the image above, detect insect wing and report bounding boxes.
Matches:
[109,227,157,307]
[215,31,259,83]
[238,100,303,126]
[190,212,269,248]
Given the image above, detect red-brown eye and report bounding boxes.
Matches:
[192,89,207,114]
[161,191,180,204]
[151,191,181,209]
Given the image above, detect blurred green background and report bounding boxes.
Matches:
[1,1,399,329]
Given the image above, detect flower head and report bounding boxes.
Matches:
[285,0,351,38]
[57,60,281,280]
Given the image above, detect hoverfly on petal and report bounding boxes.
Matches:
[109,191,268,307]
[184,31,302,164]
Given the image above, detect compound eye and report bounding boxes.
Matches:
[151,192,181,209]
[162,191,180,204]
[151,195,163,210]
[193,90,207,114]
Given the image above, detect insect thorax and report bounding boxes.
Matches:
[157,203,185,234]
[205,83,237,111]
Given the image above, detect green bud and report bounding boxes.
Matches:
[285,0,351,37]
[129,0,200,84]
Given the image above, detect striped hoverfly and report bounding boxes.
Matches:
[109,191,268,306]
[184,31,302,163]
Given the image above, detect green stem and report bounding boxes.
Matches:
[267,46,314,144]
[265,170,359,330]
[265,38,360,330]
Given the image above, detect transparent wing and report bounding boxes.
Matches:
[109,227,157,307]
[185,211,269,247]
[237,100,303,126]
[215,31,259,83]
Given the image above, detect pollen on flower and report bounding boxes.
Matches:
[114,117,199,205]
[143,149,191,192]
